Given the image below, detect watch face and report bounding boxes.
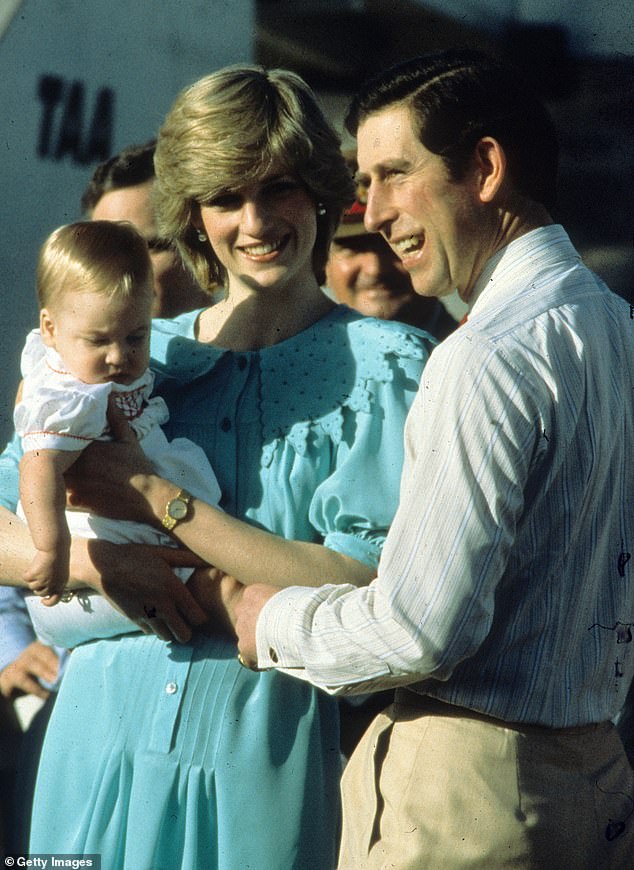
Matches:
[168,499,188,520]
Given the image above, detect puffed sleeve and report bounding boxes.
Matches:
[259,314,434,570]
[15,380,113,453]
[313,323,431,568]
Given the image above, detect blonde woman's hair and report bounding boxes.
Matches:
[154,65,355,289]
[37,220,154,310]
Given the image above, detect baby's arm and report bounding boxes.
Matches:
[20,447,83,605]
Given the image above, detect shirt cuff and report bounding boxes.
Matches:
[256,586,314,670]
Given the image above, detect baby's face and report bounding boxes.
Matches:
[40,288,152,385]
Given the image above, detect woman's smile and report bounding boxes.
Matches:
[237,234,290,261]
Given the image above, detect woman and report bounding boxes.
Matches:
[0,66,433,869]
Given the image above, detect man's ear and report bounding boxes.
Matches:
[473,137,507,203]
[39,308,57,346]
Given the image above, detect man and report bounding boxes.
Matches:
[326,152,458,341]
[233,50,634,868]
[82,141,212,317]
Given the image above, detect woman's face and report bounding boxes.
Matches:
[196,170,318,295]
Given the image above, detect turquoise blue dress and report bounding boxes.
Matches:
[28,306,432,869]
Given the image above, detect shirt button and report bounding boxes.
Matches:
[269,648,279,664]
[165,681,178,695]
[220,417,231,432]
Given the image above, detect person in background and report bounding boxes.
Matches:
[0,433,65,857]
[325,151,458,341]
[0,684,22,859]
[0,66,433,869]
[232,49,634,869]
[82,140,213,318]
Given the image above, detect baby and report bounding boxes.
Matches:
[14,221,221,641]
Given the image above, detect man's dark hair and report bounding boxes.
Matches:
[81,140,156,214]
[345,49,559,211]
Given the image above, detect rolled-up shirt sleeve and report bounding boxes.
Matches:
[255,336,542,696]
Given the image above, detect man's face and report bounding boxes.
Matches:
[356,104,490,302]
[325,232,418,320]
[92,181,204,317]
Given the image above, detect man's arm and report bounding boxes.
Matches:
[235,340,539,694]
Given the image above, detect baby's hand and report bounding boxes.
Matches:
[23,549,68,607]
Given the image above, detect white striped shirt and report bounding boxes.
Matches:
[257,225,634,726]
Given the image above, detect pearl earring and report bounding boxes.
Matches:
[317,203,326,216]
[197,230,207,243]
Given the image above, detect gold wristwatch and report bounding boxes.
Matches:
[161,488,193,531]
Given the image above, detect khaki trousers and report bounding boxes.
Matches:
[338,693,634,870]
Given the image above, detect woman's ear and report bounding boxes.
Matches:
[473,137,507,203]
[190,201,204,233]
[39,308,57,347]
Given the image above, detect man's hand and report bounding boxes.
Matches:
[186,567,244,638]
[0,641,60,701]
[234,583,281,669]
[85,539,208,643]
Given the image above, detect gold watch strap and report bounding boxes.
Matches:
[161,488,192,531]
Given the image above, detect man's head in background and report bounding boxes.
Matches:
[82,141,211,318]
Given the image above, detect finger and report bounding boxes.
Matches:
[138,601,192,643]
[41,593,62,607]
[3,671,50,701]
[20,675,52,700]
[140,610,192,644]
[27,647,60,683]
[106,394,136,442]
[175,583,208,628]
[236,648,258,670]
[161,547,208,569]
[149,617,176,643]
[30,643,61,669]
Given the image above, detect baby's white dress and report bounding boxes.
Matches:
[14,329,222,647]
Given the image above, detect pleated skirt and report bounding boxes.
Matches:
[29,633,341,870]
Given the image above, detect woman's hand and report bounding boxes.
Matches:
[64,398,157,524]
[80,538,208,643]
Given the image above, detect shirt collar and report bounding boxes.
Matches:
[467,225,580,317]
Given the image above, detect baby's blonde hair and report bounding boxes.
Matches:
[37,220,153,310]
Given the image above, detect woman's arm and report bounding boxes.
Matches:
[67,440,374,589]
[151,476,375,588]
[0,505,36,586]
[65,403,375,589]
[0,504,208,642]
